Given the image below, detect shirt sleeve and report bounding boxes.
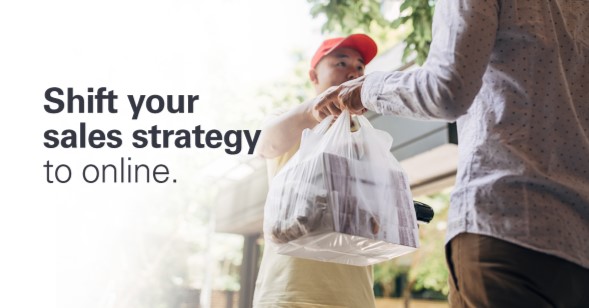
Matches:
[361,0,499,121]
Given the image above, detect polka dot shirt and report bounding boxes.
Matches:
[362,0,589,268]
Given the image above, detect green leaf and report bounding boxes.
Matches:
[307,0,435,64]
[400,0,412,13]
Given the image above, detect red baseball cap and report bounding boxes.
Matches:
[310,33,378,69]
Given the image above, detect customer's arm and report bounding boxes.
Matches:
[327,0,499,121]
[361,0,499,120]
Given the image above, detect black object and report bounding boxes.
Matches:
[414,201,434,223]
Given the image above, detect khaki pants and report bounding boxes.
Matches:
[445,233,589,308]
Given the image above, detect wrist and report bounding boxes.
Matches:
[302,99,320,125]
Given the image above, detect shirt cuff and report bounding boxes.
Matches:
[361,71,389,112]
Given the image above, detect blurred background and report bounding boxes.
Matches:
[1,0,452,307]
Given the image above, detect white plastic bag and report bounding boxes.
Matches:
[263,110,419,266]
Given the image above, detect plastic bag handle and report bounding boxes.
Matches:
[355,114,375,130]
[314,110,351,136]
[355,112,394,151]
[312,110,373,136]
[312,115,335,135]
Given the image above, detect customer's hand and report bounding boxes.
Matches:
[337,76,366,115]
[314,76,367,116]
[310,86,342,122]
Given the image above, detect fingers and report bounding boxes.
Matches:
[313,86,343,121]
[315,103,340,122]
[318,108,329,120]
[317,86,339,103]
[347,106,367,116]
[313,82,368,119]
[336,77,367,114]
[325,101,341,116]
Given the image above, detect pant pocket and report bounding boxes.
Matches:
[445,240,460,292]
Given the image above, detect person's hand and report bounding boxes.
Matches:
[310,86,343,122]
[314,76,368,116]
[337,76,366,115]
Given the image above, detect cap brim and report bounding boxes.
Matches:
[325,34,378,66]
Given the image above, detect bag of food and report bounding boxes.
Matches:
[263,110,419,266]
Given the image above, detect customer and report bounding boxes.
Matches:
[319,1,589,307]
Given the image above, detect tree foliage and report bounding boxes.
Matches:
[307,0,435,65]
[372,190,450,302]
[255,50,315,116]
[408,192,450,296]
